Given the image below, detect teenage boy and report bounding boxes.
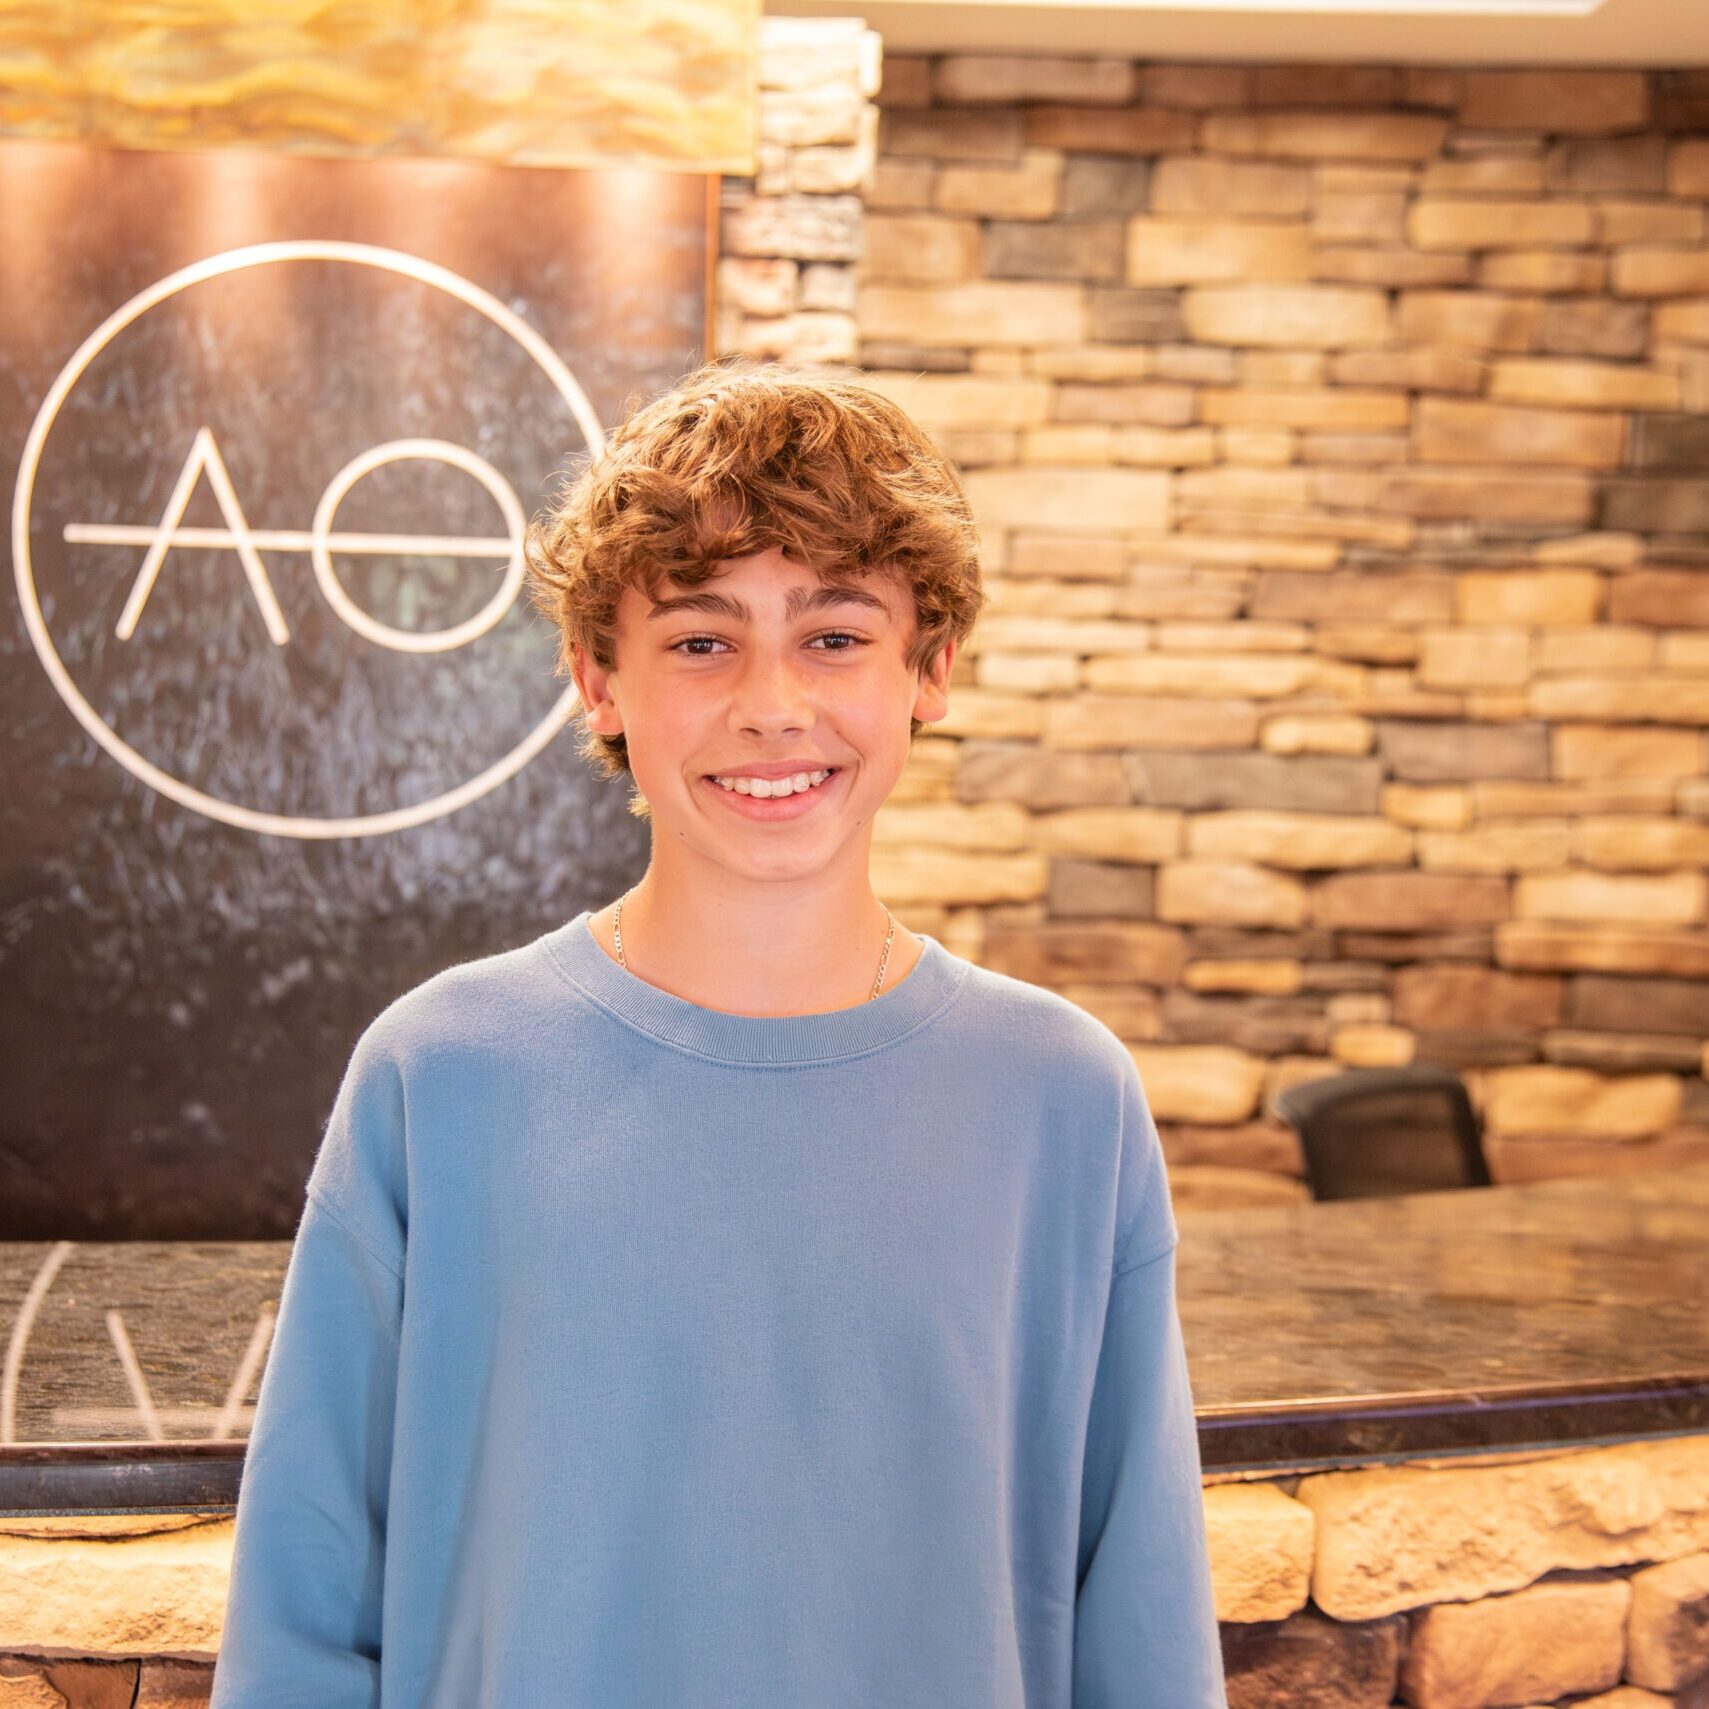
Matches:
[210,357,1228,1707]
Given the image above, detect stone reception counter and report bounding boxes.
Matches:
[2,1163,1706,1704]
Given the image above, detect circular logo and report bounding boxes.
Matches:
[12,240,604,838]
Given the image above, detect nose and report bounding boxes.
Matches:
[729,644,817,735]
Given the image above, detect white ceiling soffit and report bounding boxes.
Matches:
[765,0,1709,66]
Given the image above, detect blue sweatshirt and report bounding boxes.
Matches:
[209,910,1227,1708]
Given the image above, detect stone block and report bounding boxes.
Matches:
[1110,425,1217,466]
[1029,806,1182,863]
[1393,963,1563,1029]
[1397,290,1540,351]
[1128,750,1384,813]
[760,84,865,148]
[1492,1060,1688,1134]
[1399,1575,1631,1709]
[1459,70,1650,134]
[1600,199,1705,245]
[1201,387,1408,430]
[1183,284,1391,348]
[980,920,1188,985]
[1204,1481,1316,1622]
[1417,821,1574,872]
[1201,110,1449,162]
[1186,809,1412,869]
[1537,297,1650,358]
[955,741,1133,808]
[1138,64,1250,109]
[1086,656,1312,704]
[1157,859,1308,927]
[1022,106,1197,155]
[1298,1436,1709,1621]
[1490,358,1674,411]
[1671,136,1709,196]
[881,106,1021,162]
[859,371,1054,430]
[1260,713,1376,756]
[717,256,797,316]
[936,147,1062,218]
[1061,155,1152,216]
[1380,714,1558,782]
[1131,1042,1270,1121]
[963,464,1162,529]
[1423,153,1546,194]
[1152,155,1313,216]
[862,212,981,283]
[1546,133,1669,193]
[1252,66,1403,106]
[984,219,1123,281]
[1654,299,1709,344]
[1613,247,1709,296]
[1409,198,1596,249]
[1045,694,1259,750]
[1603,480,1709,534]
[758,16,871,92]
[1575,817,1709,872]
[1498,920,1709,976]
[1516,868,1706,925]
[858,280,1084,347]
[1221,1609,1405,1709]
[723,192,862,261]
[1626,1549,1709,1691]
[798,262,857,312]
[1315,248,1474,288]
[1569,972,1709,1035]
[1377,468,1595,525]
[1125,218,1314,286]
[1086,286,1189,343]
[1415,397,1625,468]
[1057,381,1195,426]
[1047,857,1155,918]
[1479,250,1609,293]
[1630,412,1709,467]
[932,55,1135,106]
[1608,571,1709,626]
[1251,570,1454,624]
[873,54,930,108]
[1311,870,1510,928]
[1555,722,1705,778]
[1331,349,1486,393]
[868,156,935,211]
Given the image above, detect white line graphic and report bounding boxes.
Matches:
[13,239,606,838]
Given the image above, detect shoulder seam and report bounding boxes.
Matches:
[306,1185,405,1284]
[1111,1235,1178,1281]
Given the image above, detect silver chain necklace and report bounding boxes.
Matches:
[612,888,897,1002]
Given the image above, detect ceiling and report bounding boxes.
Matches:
[764,0,1709,66]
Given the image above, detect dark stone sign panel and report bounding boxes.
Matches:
[1,140,704,1239]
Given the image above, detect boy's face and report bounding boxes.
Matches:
[573,545,954,880]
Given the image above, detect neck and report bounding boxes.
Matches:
[599,874,918,1018]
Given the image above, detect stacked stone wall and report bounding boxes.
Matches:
[4,1435,1706,1703]
[833,58,1709,1204]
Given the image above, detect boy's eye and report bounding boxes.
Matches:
[670,632,868,656]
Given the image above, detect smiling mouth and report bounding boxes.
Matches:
[704,767,841,799]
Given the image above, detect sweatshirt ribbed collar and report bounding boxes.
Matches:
[540,908,969,1067]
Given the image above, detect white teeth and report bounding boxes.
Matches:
[710,768,834,798]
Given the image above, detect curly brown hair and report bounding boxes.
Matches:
[521,355,985,816]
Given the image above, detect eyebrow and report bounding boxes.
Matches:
[644,582,890,624]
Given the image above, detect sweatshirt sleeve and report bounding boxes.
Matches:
[1073,1055,1226,1708]
[210,1025,408,1709]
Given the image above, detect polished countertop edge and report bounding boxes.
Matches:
[4,1162,1706,1509]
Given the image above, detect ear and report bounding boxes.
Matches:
[571,639,624,739]
[912,635,956,727]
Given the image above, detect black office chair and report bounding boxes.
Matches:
[1271,1063,1493,1201]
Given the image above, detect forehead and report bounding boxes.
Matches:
[631,565,903,626]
